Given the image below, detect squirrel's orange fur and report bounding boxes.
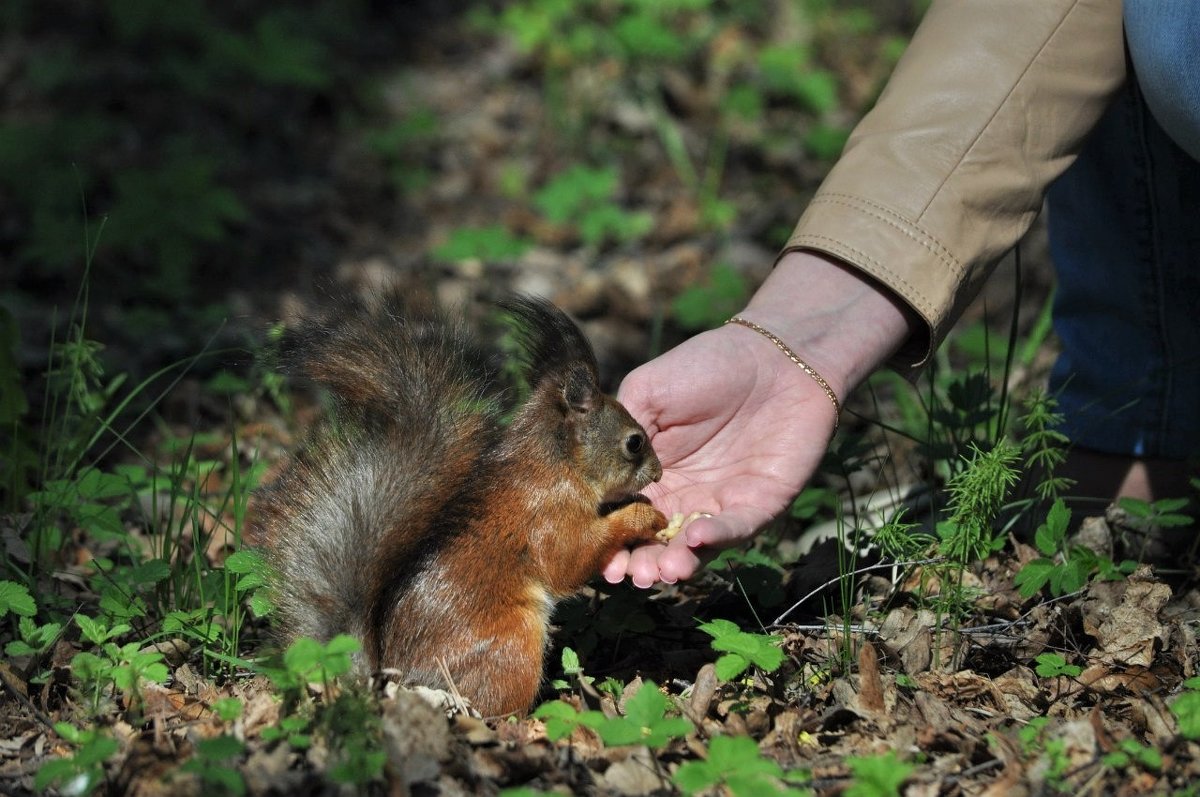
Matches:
[248,295,666,715]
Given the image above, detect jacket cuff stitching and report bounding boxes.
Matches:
[788,234,935,319]
[808,195,964,282]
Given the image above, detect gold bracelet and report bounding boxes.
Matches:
[725,316,842,430]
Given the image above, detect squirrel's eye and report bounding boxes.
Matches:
[624,433,645,457]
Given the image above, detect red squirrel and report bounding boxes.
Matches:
[249,295,668,715]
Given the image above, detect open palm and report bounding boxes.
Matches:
[604,323,837,587]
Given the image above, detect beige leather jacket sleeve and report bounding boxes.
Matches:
[785,0,1126,368]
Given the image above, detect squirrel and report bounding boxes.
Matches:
[248,294,668,716]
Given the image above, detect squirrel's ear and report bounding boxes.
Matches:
[561,364,598,413]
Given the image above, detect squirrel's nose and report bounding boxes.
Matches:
[644,455,663,483]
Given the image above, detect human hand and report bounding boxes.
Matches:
[603,322,838,587]
[603,251,919,588]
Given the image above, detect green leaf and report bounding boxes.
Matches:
[282,637,322,675]
[431,225,532,263]
[75,615,112,645]
[790,70,839,114]
[196,734,245,760]
[594,718,644,747]
[674,759,720,793]
[614,13,688,61]
[709,735,779,775]
[714,652,750,682]
[533,701,579,721]
[1152,497,1189,514]
[54,722,82,743]
[0,581,36,617]
[805,123,849,161]
[249,591,275,617]
[1034,652,1081,678]
[1034,499,1071,555]
[623,681,668,726]
[212,697,243,723]
[846,751,913,797]
[1171,690,1200,740]
[128,559,171,586]
[560,646,582,676]
[224,549,266,574]
[674,736,789,795]
[34,759,78,791]
[671,265,748,330]
[645,717,693,747]
[1117,497,1152,518]
[205,370,252,395]
[73,468,133,500]
[1013,558,1055,598]
[534,165,619,224]
[697,618,741,640]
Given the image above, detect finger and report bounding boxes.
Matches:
[601,549,632,584]
[655,536,705,583]
[626,544,668,589]
[684,505,774,549]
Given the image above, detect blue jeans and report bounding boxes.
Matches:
[1046,2,1200,460]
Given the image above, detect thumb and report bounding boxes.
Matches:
[685,505,776,550]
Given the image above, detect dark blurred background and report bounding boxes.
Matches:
[1,0,1003,461]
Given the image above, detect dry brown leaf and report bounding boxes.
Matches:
[990,667,1041,721]
[601,746,668,795]
[1027,718,1095,789]
[1077,664,1162,694]
[856,641,885,715]
[1083,570,1171,667]
[979,731,1030,797]
[686,663,719,724]
[382,688,452,787]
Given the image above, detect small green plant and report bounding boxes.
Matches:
[364,107,440,193]
[1033,652,1082,679]
[0,580,36,619]
[35,722,119,796]
[261,714,313,750]
[938,441,1020,563]
[1171,677,1200,740]
[697,618,786,682]
[265,634,359,695]
[5,614,64,683]
[223,548,275,619]
[1016,717,1071,789]
[674,734,811,796]
[533,165,652,247]
[1118,496,1194,537]
[1014,499,1134,598]
[258,636,386,784]
[671,264,749,331]
[179,734,246,796]
[1018,389,1075,501]
[549,646,594,690]
[70,614,170,712]
[1101,737,1162,773]
[844,751,914,797]
[872,507,935,561]
[431,224,533,263]
[533,680,693,746]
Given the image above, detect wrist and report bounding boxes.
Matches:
[737,250,921,400]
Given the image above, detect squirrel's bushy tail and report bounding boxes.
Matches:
[250,295,502,656]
